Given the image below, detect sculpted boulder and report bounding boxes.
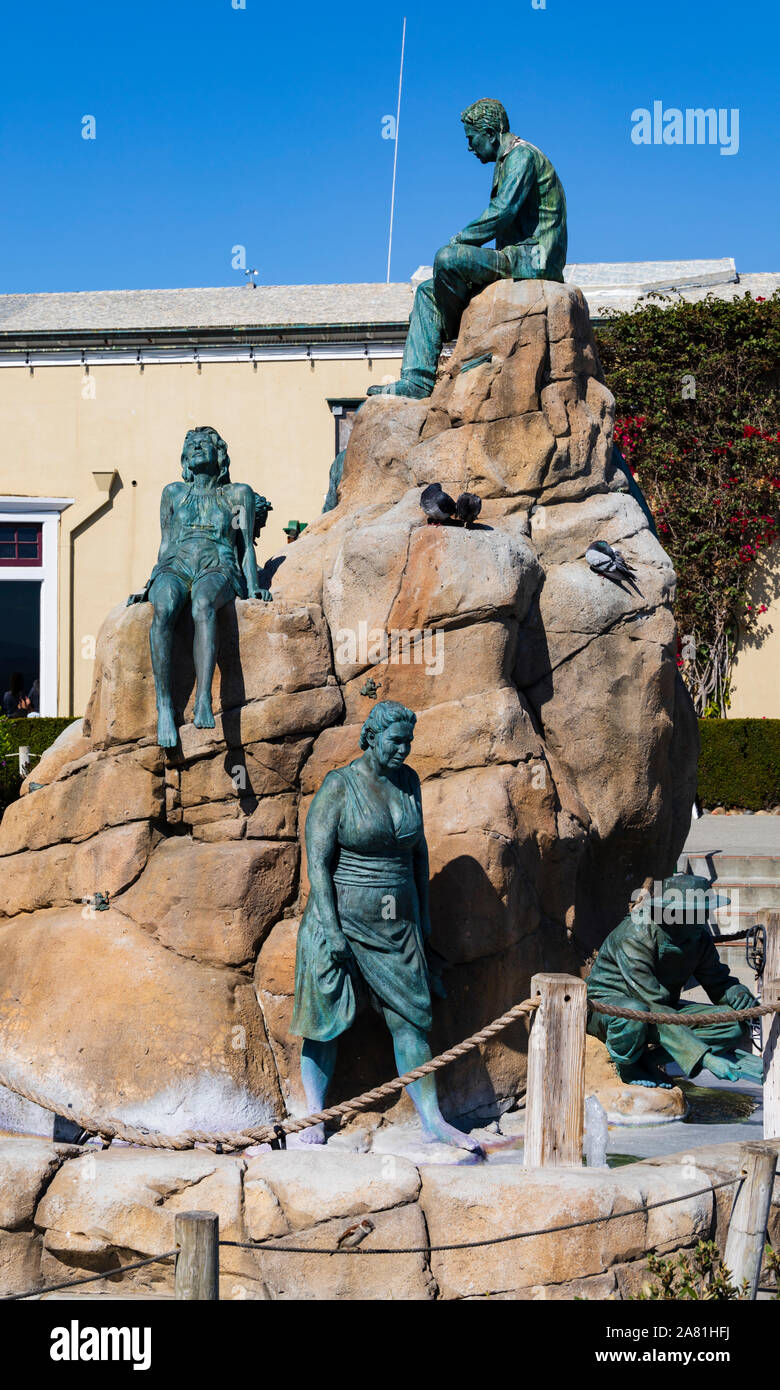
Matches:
[0,279,696,1136]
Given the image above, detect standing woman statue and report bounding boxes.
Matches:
[128,425,272,747]
[291,700,481,1153]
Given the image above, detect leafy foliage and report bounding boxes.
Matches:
[595,290,780,715]
[697,717,780,809]
[1,716,77,760]
[0,716,78,815]
[633,1240,748,1300]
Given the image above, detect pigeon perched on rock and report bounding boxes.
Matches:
[586,540,642,594]
[455,491,482,528]
[420,483,457,525]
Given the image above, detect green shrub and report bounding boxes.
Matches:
[698,717,780,809]
[0,716,80,814]
[595,290,780,716]
[2,716,78,759]
[632,1240,748,1301]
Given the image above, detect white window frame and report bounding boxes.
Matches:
[0,497,73,716]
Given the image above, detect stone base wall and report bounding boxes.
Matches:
[1,1138,776,1301]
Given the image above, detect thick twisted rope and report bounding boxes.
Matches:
[1,994,777,1153]
[0,997,538,1153]
[589,1000,779,1026]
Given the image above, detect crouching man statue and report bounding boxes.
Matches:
[368,97,567,400]
[128,425,272,747]
[587,874,762,1086]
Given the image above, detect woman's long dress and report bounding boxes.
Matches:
[290,761,432,1041]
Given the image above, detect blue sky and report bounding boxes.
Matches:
[0,0,777,293]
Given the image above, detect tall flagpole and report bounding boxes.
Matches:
[386,16,406,284]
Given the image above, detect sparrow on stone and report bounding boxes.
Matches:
[335,1217,375,1249]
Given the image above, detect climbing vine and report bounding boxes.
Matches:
[595,290,780,716]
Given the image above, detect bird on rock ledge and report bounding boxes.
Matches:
[420,483,456,524]
[586,539,642,594]
[420,483,483,528]
[455,491,482,528]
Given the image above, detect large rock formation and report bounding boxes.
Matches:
[0,280,698,1136]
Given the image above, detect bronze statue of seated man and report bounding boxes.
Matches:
[587,874,761,1086]
[128,425,272,747]
[368,97,567,400]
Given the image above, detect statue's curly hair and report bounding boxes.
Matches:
[359,700,416,751]
[181,426,231,484]
[253,493,272,539]
[460,98,509,136]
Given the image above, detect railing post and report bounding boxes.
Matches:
[763,914,780,1050]
[18,746,30,778]
[524,972,587,1168]
[764,975,780,1142]
[175,1211,219,1300]
[723,1143,778,1299]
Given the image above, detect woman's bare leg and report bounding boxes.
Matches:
[148,574,188,747]
[382,1006,483,1154]
[300,1037,339,1144]
[189,574,233,728]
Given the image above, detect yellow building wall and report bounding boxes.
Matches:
[728,549,780,717]
[0,354,402,715]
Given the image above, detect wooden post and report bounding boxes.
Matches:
[524,972,587,1168]
[175,1211,219,1300]
[723,1144,778,1299]
[17,746,30,778]
[764,975,780,1142]
[763,915,780,1047]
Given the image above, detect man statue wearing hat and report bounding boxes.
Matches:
[368,97,567,400]
[587,874,762,1086]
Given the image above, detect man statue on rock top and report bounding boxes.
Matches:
[368,97,567,400]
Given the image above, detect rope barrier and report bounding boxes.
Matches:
[1,1250,178,1302]
[0,997,539,1153]
[219,1177,741,1255]
[0,993,776,1152]
[589,1000,779,1026]
[1,1176,742,1299]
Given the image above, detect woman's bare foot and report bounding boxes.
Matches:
[193,691,215,729]
[421,1115,484,1155]
[156,705,178,748]
[298,1122,326,1145]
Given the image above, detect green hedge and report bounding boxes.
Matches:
[698,718,780,810]
[0,716,80,812]
[1,717,77,758]
[3,715,779,814]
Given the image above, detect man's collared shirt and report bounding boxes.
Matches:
[457,132,568,282]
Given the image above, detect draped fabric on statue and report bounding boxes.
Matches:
[291,762,432,1041]
[147,483,245,598]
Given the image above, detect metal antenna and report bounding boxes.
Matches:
[386,16,406,284]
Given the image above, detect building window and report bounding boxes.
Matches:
[0,523,42,567]
[1,498,73,717]
[328,399,364,456]
[1,580,41,711]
